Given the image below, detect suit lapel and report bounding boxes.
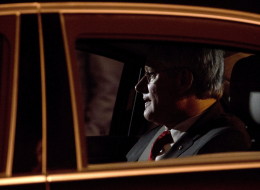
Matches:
[163,133,200,159]
[138,126,165,161]
[163,102,224,158]
[126,126,163,161]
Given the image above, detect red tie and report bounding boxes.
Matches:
[149,130,173,160]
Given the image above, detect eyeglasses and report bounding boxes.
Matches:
[144,71,157,83]
[143,67,185,83]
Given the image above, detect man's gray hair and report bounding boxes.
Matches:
[149,44,225,99]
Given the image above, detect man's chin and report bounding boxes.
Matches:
[144,111,164,126]
[144,111,156,123]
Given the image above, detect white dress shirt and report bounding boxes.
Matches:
[155,115,201,161]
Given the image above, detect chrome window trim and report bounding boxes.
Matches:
[60,12,86,171]
[5,13,20,177]
[0,152,260,186]
[0,3,38,15]
[0,175,46,186]
[0,2,259,26]
[49,152,260,182]
[38,12,47,175]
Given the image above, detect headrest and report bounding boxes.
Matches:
[230,55,260,126]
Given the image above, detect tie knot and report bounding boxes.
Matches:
[149,130,173,160]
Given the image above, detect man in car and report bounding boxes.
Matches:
[127,44,251,161]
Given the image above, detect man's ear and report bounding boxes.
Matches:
[179,69,193,94]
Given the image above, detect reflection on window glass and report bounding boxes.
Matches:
[77,51,123,136]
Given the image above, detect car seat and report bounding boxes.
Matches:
[230,55,260,150]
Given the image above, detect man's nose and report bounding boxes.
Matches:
[135,76,148,93]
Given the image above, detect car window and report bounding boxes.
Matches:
[72,40,259,165]
[58,7,260,168]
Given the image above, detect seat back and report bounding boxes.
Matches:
[230,55,260,150]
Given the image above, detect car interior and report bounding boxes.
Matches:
[74,40,260,164]
[229,55,260,150]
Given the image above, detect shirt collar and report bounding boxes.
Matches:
[173,114,202,132]
[163,114,201,142]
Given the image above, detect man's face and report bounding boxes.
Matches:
[135,62,184,126]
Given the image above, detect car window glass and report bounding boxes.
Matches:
[76,51,124,136]
[74,41,259,165]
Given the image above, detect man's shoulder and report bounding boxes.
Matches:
[193,101,246,132]
[189,102,251,146]
[211,112,245,129]
[191,104,252,153]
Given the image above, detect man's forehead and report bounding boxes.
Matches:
[145,62,164,71]
[145,44,187,68]
[145,55,176,71]
[145,59,159,66]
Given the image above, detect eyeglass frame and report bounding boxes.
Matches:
[142,67,187,83]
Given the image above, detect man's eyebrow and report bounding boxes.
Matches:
[144,66,154,72]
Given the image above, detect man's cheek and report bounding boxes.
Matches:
[149,85,159,99]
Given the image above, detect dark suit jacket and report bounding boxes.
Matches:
[126,102,251,162]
